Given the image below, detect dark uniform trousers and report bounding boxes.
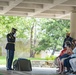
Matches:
[6,50,14,69]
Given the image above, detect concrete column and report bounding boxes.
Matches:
[70,11,76,39]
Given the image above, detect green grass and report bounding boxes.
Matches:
[0,56,55,65]
[0,56,6,59]
[0,56,6,65]
[0,56,46,65]
[0,74,3,75]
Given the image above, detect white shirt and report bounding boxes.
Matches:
[71,47,76,58]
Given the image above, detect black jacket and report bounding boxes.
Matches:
[5,33,16,51]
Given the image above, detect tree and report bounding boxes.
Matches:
[0,16,32,39]
[0,15,70,56]
[35,19,70,55]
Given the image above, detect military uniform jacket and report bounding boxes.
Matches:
[5,33,16,51]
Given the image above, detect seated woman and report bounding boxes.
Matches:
[54,47,67,68]
[63,39,76,74]
[57,41,73,74]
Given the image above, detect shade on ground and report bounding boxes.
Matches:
[0,65,75,75]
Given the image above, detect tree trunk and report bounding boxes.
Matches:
[30,25,34,57]
[30,22,37,57]
[51,46,56,55]
[33,25,36,57]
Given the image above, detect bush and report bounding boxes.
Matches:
[45,55,56,60]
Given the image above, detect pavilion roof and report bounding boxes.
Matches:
[0,0,75,19]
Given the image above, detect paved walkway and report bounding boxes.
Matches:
[0,65,75,75]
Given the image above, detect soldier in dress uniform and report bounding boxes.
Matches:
[5,28,17,70]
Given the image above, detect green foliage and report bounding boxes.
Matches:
[50,55,56,60]
[45,55,56,60]
[45,56,51,60]
[0,16,33,38]
[0,16,70,56]
[35,19,70,52]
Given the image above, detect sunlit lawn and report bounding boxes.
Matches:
[0,56,6,65]
[0,56,55,65]
[0,56,45,65]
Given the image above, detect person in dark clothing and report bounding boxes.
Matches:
[63,33,73,49]
[5,28,17,70]
[63,39,76,74]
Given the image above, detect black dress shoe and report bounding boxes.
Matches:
[73,71,76,74]
[7,68,13,70]
[10,68,14,70]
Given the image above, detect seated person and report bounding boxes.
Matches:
[69,40,76,74]
[64,39,76,74]
[54,47,67,68]
[69,58,76,74]
[55,32,73,68]
[57,41,73,74]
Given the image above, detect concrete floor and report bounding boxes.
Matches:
[0,65,74,75]
[0,65,57,75]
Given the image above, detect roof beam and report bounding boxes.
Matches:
[51,6,73,11]
[23,0,53,4]
[57,13,70,19]
[0,0,23,14]
[0,0,15,1]
[7,11,28,14]
[5,12,28,16]
[0,1,9,6]
[0,7,3,10]
[29,0,68,16]
[10,8,35,13]
[5,13,27,17]
[16,3,43,9]
[42,11,68,15]
[35,14,58,18]
[60,0,76,6]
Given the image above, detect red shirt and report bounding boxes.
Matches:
[59,48,67,57]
